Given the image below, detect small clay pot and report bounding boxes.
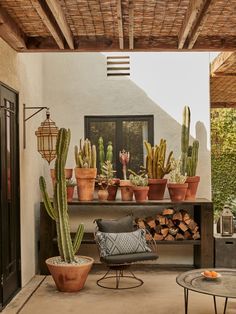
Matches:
[167,183,188,202]
[50,169,73,186]
[66,186,75,202]
[148,178,167,200]
[132,186,149,202]
[119,180,133,201]
[107,178,120,201]
[185,176,200,200]
[98,189,109,201]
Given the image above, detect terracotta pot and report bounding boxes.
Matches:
[107,178,120,201]
[46,256,94,292]
[75,168,97,201]
[119,180,133,201]
[132,186,149,202]
[185,176,200,200]
[148,178,167,200]
[50,169,73,186]
[98,189,109,201]
[167,183,188,202]
[67,186,75,202]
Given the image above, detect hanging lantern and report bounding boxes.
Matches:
[35,110,59,164]
[220,205,234,237]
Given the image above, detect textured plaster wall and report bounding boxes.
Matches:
[0,39,44,286]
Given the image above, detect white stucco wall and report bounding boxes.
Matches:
[0,39,44,286]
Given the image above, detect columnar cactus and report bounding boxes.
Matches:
[106,141,113,163]
[39,128,84,263]
[98,137,105,173]
[180,106,199,176]
[144,139,173,179]
[75,138,97,168]
[186,140,199,177]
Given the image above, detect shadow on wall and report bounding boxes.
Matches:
[42,52,210,199]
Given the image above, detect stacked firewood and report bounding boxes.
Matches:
[135,208,200,241]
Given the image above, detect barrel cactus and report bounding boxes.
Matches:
[39,128,84,263]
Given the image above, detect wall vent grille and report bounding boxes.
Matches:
[107,56,130,77]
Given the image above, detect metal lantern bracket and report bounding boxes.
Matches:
[23,103,49,149]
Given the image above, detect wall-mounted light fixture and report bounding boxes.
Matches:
[23,104,59,164]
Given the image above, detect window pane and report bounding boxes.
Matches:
[88,121,116,170]
[122,121,148,174]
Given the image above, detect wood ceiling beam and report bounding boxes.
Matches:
[117,0,124,50]
[30,0,64,49]
[129,0,134,50]
[45,0,74,49]
[211,102,236,108]
[0,5,26,50]
[210,52,235,75]
[178,0,212,49]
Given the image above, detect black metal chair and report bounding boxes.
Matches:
[94,216,158,289]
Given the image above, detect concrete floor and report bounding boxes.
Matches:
[2,268,236,314]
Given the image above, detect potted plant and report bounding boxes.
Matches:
[167,158,188,202]
[180,106,200,200]
[74,139,97,201]
[119,149,133,201]
[50,168,73,187]
[39,128,94,292]
[144,139,173,200]
[66,179,76,202]
[98,138,120,200]
[129,170,149,202]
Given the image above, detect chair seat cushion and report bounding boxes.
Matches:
[95,215,134,233]
[101,252,159,264]
[96,229,151,257]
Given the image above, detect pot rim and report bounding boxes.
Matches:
[46,256,94,267]
[148,178,167,184]
[167,183,188,188]
[132,186,149,190]
[186,176,200,183]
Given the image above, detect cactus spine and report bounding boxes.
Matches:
[144,139,173,179]
[74,138,97,168]
[39,128,84,263]
[180,106,199,176]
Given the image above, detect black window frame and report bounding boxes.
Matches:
[84,115,154,178]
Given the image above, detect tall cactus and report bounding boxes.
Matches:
[39,128,84,263]
[98,137,105,173]
[181,105,190,175]
[144,139,173,179]
[106,141,113,163]
[75,138,97,168]
[180,106,199,176]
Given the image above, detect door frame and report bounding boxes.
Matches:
[0,82,21,309]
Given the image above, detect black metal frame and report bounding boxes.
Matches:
[0,83,21,310]
[84,115,154,178]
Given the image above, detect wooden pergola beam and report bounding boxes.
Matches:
[129,0,134,50]
[30,0,64,49]
[178,0,212,49]
[210,52,235,75]
[117,0,124,50]
[211,102,236,108]
[0,5,26,50]
[45,0,74,49]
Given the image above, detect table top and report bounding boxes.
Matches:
[176,268,236,299]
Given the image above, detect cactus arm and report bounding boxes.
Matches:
[92,145,97,168]
[98,137,105,173]
[144,141,153,178]
[181,106,190,175]
[74,145,79,167]
[106,141,113,163]
[73,224,85,254]
[39,176,56,220]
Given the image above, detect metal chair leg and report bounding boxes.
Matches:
[213,296,217,314]
[223,297,228,314]
[184,288,189,314]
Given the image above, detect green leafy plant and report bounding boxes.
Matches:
[39,128,84,263]
[74,138,96,168]
[66,179,76,187]
[168,158,187,184]
[128,169,148,186]
[96,161,116,189]
[144,139,173,179]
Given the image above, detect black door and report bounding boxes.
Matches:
[0,84,21,309]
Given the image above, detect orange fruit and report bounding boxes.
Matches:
[211,271,218,278]
[204,270,212,277]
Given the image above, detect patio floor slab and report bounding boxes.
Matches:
[3,269,236,314]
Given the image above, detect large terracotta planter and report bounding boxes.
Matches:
[167,183,188,202]
[148,178,167,200]
[67,186,75,202]
[50,168,73,186]
[107,178,120,201]
[132,186,149,202]
[46,256,94,292]
[119,180,133,201]
[75,168,97,201]
[185,176,200,200]
[98,189,109,201]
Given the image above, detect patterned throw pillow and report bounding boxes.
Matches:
[96,229,151,257]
